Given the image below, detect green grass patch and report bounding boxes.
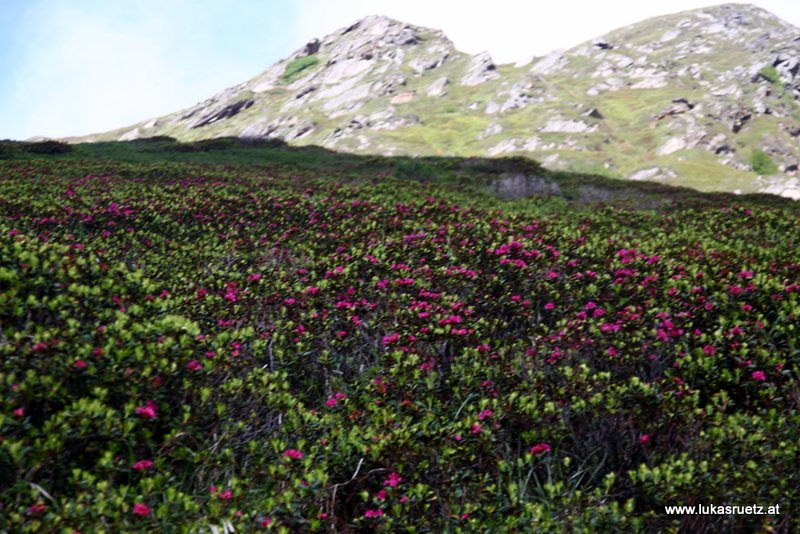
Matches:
[281,55,321,84]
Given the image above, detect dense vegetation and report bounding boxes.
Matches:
[1,142,799,532]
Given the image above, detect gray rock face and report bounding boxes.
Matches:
[654,99,695,121]
[239,116,315,140]
[530,51,568,75]
[461,52,500,86]
[426,77,449,97]
[540,119,595,133]
[628,167,677,181]
[657,136,688,155]
[480,123,503,139]
[192,99,255,129]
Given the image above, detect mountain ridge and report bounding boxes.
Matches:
[70,3,800,199]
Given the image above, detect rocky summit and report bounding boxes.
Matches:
[78,4,800,198]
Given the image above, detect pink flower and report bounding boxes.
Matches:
[529,443,551,455]
[364,509,383,518]
[248,273,262,281]
[132,459,153,470]
[544,302,555,310]
[477,409,494,421]
[224,291,237,302]
[639,434,650,445]
[326,398,338,407]
[186,360,203,372]
[135,401,157,419]
[74,359,88,369]
[28,502,46,515]
[283,449,303,460]
[376,489,388,500]
[384,472,403,487]
[218,489,233,500]
[453,434,462,442]
[382,333,400,345]
[260,517,272,527]
[751,370,766,381]
[702,345,716,355]
[13,407,25,418]
[132,503,151,516]
[471,423,482,434]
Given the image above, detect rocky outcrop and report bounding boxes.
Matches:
[239,116,315,140]
[426,77,449,97]
[461,52,500,86]
[192,99,255,129]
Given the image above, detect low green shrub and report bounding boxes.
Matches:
[750,149,778,175]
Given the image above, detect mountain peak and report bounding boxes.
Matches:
[80,6,800,199]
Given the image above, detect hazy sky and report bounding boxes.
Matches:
[2,0,799,140]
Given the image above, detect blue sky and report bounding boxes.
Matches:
[2,0,799,140]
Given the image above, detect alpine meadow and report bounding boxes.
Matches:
[1,2,800,533]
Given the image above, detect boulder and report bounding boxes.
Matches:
[485,101,500,114]
[426,77,449,97]
[302,39,321,56]
[593,38,614,50]
[540,119,594,133]
[656,136,688,155]
[500,91,530,112]
[488,139,519,156]
[584,108,604,119]
[730,109,752,133]
[461,52,500,86]
[653,98,695,121]
[628,167,677,181]
[480,123,503,139]
[529,51,567,75]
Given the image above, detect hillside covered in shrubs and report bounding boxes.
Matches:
[1,144,799,532]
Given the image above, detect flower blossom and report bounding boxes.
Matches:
[529,443,551,455]
[283,449,303,460]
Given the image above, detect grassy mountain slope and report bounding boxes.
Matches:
[70,4,800,198]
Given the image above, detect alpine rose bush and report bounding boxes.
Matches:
[0,159,798,532]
